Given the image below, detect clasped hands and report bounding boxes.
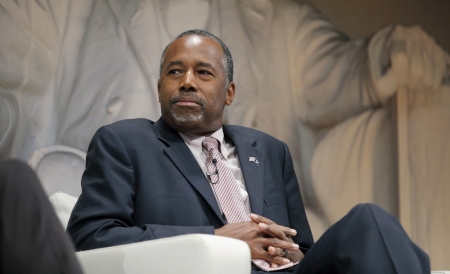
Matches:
[215,213,304,268]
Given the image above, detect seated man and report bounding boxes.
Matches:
[68,29,429,273]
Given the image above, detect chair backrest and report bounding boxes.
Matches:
[49,191,78,230]
[28,145,86,197]
[28,145,86,229]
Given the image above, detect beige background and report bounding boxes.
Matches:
[306,1,450,268]
[307,0,450,52]
[1,0,449,270]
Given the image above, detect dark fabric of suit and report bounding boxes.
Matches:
[0,160,83,274]
[68,118,314,251]
[68,118,430,274]
[294,203,430,274]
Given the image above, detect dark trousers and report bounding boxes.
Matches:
[0,159,83,274]
[253,204,430,274]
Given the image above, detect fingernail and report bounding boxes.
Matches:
[282,258,291,264]
[291,229,297,235]
[291,243,299,249]
[259,223,267,229]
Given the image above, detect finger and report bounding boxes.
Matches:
[258,223,290,241]
[268,246,286,257]
[253,245,291,265]
[257,223,296,240]
[263,237,299,251]
[251,213,297,236]
[421,30,449,89]
[420,45,434,89]
[250,213,275,225]
[270,263,279,268]
[409,44,425,90]
[253,243,292,265]
[427,38,443,89]
[285,249,305,264]
[274,224,297,237]
[264,223,297,237]
[390,41,409,89]
[262,253,291,266]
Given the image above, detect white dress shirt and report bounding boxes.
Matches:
[179,128,252,214]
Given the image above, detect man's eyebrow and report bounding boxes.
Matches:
[197,62,213,68]
[165,60,215,71]
[166,60,184,69]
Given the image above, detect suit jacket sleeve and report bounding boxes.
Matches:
[282,142,315,252]
[67,125,214,251]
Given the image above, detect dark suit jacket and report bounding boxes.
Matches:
[68,118,314,253]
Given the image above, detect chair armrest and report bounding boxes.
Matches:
[76,234,251,274]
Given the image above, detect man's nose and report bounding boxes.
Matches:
[179,70,197,92]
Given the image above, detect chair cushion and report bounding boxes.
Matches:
[49,191,78,230]
[76,234,251,274]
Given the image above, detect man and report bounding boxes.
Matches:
[3,2,449,250]
[68,30,429,273]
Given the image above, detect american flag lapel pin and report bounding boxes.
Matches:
[249,156,259,166]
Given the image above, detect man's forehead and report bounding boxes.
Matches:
[183,35,204,47]
[166,35,224,59]
[167,60,213,68]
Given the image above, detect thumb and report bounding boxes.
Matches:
[390,40,409,89]
[376,42,409,103]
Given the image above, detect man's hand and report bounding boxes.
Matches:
[250,214,305,268]
[376,25,450,102]
[214,220,300,266]
[378,25,450,101]
[390,25,449,89]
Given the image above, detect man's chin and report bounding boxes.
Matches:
[172,114,204,124]
[170,107,204,123]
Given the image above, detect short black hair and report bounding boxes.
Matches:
[159,29,233,84]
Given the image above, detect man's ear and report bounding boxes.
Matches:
[157,79,161,102]
[225,82,235,106]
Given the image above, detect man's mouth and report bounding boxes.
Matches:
[170,93,205,108]
[174,98,200,106]
[168,93,206,122]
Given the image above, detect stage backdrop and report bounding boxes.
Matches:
[0,0,449,269]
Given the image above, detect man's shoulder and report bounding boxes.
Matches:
[94,118,157,139]
[223,124,284,145]
[102,118,155,131]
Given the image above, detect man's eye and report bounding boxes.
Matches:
[168,70,181,75]
[198,70,211,75]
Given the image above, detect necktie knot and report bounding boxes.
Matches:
[202,137,220,152]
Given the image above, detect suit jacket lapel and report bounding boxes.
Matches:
[224,125,266,216]
[153,119,225,224]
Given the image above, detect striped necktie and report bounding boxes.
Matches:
[202,137,296,271]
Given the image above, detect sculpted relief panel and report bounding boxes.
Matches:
[0,0,449,268]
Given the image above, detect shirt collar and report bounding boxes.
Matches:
[179,127,229,160]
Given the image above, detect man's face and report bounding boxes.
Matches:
[158,35,235,135]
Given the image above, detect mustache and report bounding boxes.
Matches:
[169,92,206,107]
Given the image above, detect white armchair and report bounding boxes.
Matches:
[76,234,250,274]
[32,145,251,274]
[49,191,251,274]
